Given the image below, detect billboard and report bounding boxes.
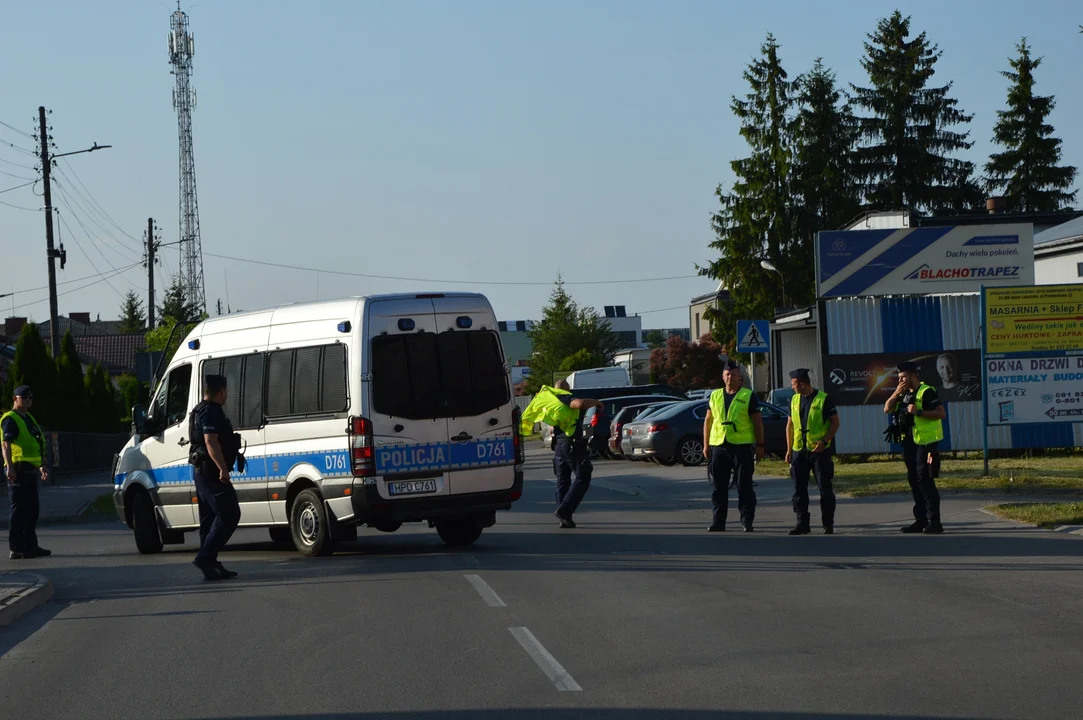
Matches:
[985,355,1083,424]
[816,224,1034,298]
[984,284,1083,355]
[824,350,981,406]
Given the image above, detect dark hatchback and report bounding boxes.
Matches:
[625,399,791,466]
[584,395,682,458]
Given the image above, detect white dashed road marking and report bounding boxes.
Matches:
[464,574,506,608]
[508,626,583,692]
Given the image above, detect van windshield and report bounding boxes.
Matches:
[371,330,509,420]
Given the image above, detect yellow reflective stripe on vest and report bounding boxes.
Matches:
[790,390,829,451]
[708,387,754,446]
[1,410,44,466]
[912,384,944,446]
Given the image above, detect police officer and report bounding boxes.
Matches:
[884,361,946,534]
[2,385,51,560]
[785,369,840,535]
[551,379,602,529]
[188,374,241,579]
[702,359,764,532]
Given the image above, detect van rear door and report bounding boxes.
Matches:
[366,297,451,501]
[433,297,515,495]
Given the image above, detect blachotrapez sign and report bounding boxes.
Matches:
[816,223,1034,298]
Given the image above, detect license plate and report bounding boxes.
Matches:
[633,448,645,455]
[387,479,438,496]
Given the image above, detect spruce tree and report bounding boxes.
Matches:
[84,364,119,433]
[55,331,87,431]
[158,275,199,325]
[703,33,795,346]
[985,38,1078,212]
[5,324,58,426]
[851,11,981,214]
[790,59,861,305]
[118,291,147,333]
[524,279,620,393]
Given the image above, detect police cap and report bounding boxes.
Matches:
[896,361,919,372]
[721,358,740,371]
[12,385,31,398]
[788,368,811,382]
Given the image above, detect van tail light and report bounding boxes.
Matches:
[348,416,376,477]
[649,423,669,434]
[512,407,524,464]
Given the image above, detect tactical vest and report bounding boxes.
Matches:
[791,390,831,451]
[911,384,944,446]
[1,411,44,466]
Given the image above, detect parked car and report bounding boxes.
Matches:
[538,384,685,448]
[608,401,681,458]
[625,399,790,466]
[584,395,680,458]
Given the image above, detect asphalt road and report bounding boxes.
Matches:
[2,446,1083,720]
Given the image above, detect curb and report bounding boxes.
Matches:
[0,573,54,629]
[978,505,1083,536]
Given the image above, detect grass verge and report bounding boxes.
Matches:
[84,492,116,516]
[987,502,1083,528]
[755,454,1083,498]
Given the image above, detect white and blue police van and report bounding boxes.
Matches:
[112,292,524,557]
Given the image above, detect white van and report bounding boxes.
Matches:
[565,366,629,390]
[112,292,524,557]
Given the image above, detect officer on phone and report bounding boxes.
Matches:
[702,359,764,532]
[884,361,946,534]
[785,369,840,535]
[188,374,242,579]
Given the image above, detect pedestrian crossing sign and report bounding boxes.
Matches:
[736,320,770,353]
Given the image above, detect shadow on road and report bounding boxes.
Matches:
[191,710,990,720]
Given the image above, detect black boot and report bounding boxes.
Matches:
[923,519,944,534]
[901,520,927,534]
[788,523,811,536]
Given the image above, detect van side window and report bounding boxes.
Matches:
[164,364,192,427]
[202,354,263,430]
[265,344,349,419]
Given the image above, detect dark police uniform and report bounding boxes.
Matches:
[188,397,242,569]
[552,395,592,526]
[787,369,839,534]
[3,390,50,559]
[706,369,760,532]
[893,361,944,534]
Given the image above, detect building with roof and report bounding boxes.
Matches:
[1034,216,1083,285]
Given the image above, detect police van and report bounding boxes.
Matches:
[112,292,524,557]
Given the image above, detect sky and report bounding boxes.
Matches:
[1,0,1081,332]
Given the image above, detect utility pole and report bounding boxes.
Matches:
[146,217,157,329]
[38,106,62,359]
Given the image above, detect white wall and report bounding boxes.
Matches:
[1036,250,1083,285]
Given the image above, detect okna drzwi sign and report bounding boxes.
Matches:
[816,224,1034,298]
[982,284,1083,425]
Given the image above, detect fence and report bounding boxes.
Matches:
[49,431,130,476]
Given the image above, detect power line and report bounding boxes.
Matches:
[52,180,140,260]
[0,180,35,194]
[0,118,34,139]
[0,168,35,181]
[633,304,691,315]
[0,196,39,211]
[0,135,36,156]
[56,160,142,245]
[55,210,127,298]
[4,265,146,298]
[8,263,141,314]
[0,156,36,170]
[203,252,702,287]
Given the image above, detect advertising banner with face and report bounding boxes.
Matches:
[823,350,981,406]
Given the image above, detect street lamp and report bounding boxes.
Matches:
[760,260,786,310]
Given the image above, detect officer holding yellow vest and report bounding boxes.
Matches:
[884,361,946,534]
[701,359,764,532]
[2,385,51,560]
[785,368,840,535]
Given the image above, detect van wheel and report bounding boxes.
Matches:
[290,489,336,557]
[677,437,705,467]
[132,490,163,555]
[268,526,294,546]
[436,518,483,547]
